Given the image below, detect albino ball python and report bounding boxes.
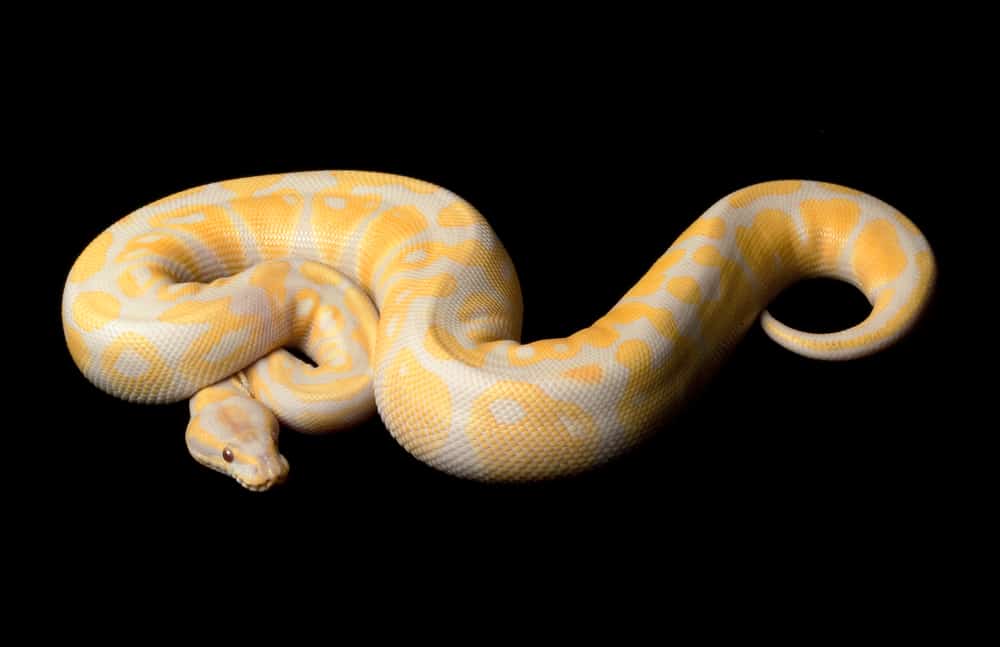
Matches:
[62,172,935,490]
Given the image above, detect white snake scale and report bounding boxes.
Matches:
[62,172,935,490]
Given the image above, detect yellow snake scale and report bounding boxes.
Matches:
[62,172,935,490]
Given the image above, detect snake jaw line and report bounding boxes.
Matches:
[234,471,288,492]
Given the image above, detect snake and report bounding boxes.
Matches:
[62,172,935,490]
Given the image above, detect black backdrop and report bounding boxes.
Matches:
[36,78,962,581]
[7,8,987,632]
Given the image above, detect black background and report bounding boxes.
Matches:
[3,6,986,634]
[31,57,970,597]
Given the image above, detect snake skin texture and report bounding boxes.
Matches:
[62,172,936,489]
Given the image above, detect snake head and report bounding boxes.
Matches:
[185,397,289,491]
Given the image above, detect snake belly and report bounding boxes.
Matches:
[62,172,936,481]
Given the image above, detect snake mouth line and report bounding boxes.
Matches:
[192,457,287,492]
[234,472,287,492]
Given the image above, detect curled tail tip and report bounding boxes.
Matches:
[762,187,937,360]
[761,311,897,360]
[762,246,936,362]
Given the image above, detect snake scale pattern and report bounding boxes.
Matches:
[62,172,935,490]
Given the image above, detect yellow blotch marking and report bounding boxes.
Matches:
[149,204,246,272]
[310,191,382,265]
[735,209,802,285]
[424,326,503,368]
[374,238,516,304]
[117,232,201,281]
[64,324,90,372]
[503,303,636,365]
[667,277,701,304]
[562,364,603,384]
[674,216,727,246]
[437,200,481,227]
[504,302,670,367]
[230,193,304,259]
[291,264,377,362]
[357,205,430,288]
[101,332,168,385]
[117,269,143,298]
[299,260,344,287]
[601,302,680,341]
[264,353,370,400]
[159,294,265,383]
[72,291,121,332]
[626,248,685,298]
[383,274,457,313]
[190,383,244,412]
[693,244,723,266]
[384,349,451,458]
[507,337,585,366]
[376,239,480,295]
[615,339,683,443]
[468,381,599,478]
[156,283,202,301]
[817,182,863,195]
[117,265,165,298]
[215,402,258,443]
[459,292,505,322]
[853,219,908,290]
[769,251,934,352]
[691,244,758,345]
[799,198,861,270]
[570,325,619,349]
[320,170,437,236]
[68,231,113,283]
[728,181,803,208]
[250,261,291,307]
[158,297,237,324]
[377,274,458,357]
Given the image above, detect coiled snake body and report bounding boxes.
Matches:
[62,172,935,490]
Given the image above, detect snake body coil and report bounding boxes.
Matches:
[62,172,935,489]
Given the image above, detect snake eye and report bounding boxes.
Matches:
[222,447,234,463]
